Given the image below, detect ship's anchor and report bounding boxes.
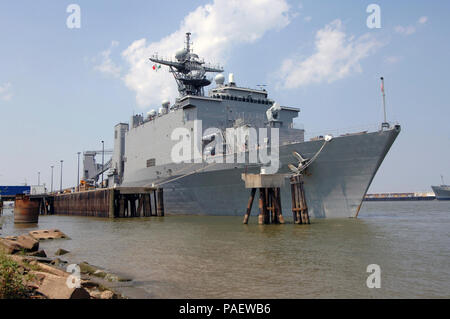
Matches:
[288,152,309,175]
[288,134,333,175]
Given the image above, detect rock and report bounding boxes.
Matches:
[29,229,69,241]
[100,290,114,299]
[104,272,132,282]
[0,238,21,254]
[88,290,102,299]
[37,272,90,299]
[50,258,68,267]
[28,249,47,258]
[55,248,69,256]
[81,280,100,289]
[26,256,53,264]
[79,261,101,275]
[78,262,131,282]
[0,234,39,253]
[93,269,107,279]
[16,234,39,251]
[27,271,47,289]
[33,261,70,278]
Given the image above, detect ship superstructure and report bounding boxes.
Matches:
[106,33,401,218]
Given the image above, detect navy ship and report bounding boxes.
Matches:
[431,176,450,200]
[106,33,401,218]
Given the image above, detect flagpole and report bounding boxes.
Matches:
[381,77,389,129]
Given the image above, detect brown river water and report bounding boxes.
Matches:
[1,201,449,298]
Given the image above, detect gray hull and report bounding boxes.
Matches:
[431,185,450,200]
[122,126,400,218]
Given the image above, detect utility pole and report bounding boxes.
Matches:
[50,166,54,193]
[77,152,81,192]
[38,171,40,186]
[60,160,63,192]
[101,140,104,188]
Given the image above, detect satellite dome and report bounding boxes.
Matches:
[147,109,157,118]
[215,74,225,85]
[175,48,188,61]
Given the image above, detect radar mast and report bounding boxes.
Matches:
[149,32,224,97]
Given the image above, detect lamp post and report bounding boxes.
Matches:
[101,140,104,188]
[50,166,54,193]
[60,160,63,192]
[38,171,40,186]
[77,152,81,192]
[381,77,389,129]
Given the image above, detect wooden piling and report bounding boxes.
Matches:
[299,180,310,224]
[258,188,265,225]
[273,188,284,224]
[144,193,152,217]
[290,175,310,225]
[130,195,137,217]
[108,189,116,218]
[153,190,158,216]
[137,195,144,217]
[243,188,256,224]
[156,188,164,216]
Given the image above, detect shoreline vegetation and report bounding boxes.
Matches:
[0,228,129,299]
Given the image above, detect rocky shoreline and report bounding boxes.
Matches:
[0,228,131,299]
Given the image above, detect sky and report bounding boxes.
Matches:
[0,0,449,192]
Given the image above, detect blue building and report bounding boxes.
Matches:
[0,186,31,196]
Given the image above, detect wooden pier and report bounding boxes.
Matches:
[241,174,286,225]
[241,173,310,225]
[49,187,164,218]
[1,187,164,219]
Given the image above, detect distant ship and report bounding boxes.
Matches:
[431,175,450,200]
[103,32,401,218]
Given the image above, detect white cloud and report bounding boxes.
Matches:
[304,16,312,23]
[385,56,402,64]
[0,82,13,101]
[394,25,416,36]
[121,0,291,109]
[94,41,122,78]
[394,16,429,36]
[277,20,383,89]
[418,16,428,24]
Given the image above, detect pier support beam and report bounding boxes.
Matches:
[243,188,256,224]
[156,188,164,217]
[290,175,310,224]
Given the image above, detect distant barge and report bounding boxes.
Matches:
[364,192,436,201]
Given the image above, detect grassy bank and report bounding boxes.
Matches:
[0,251,34,299]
